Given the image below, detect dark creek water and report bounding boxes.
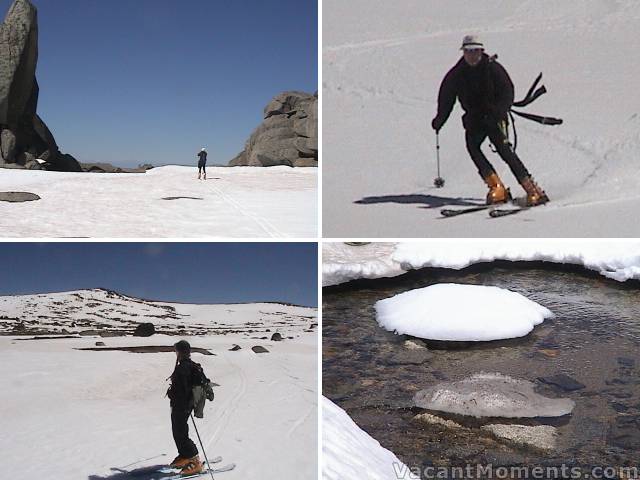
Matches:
[323,264,640,472]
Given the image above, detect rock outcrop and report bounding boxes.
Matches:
[229,91,317,167]
[0,0,81,171]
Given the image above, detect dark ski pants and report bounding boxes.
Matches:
[198,163,206,175]
[171,407,198,459]
[465,120,530,183]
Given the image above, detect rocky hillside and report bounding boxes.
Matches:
[0,288,317,337]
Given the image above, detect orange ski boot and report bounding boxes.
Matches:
[520,176,549,206]
[484,173,512,205]
[180,456,204,476]
[170,456,191,468]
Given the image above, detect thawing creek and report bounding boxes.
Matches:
[323,262,640,472]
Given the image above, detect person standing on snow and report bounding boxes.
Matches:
[197,148,207,180]
[167,340,203,476]
[431,35,548,206]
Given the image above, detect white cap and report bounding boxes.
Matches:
[201,147,206,151]
[460,34,484,50]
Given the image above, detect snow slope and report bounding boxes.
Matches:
[323,240,640,286]
[323,396,408,480]
[0,288,317,337]
[0,166,317,238]
[0,332,317,480]
[323,0,640,237]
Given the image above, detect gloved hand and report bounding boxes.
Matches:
[431,116,444,132]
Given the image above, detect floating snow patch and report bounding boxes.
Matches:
[375,283,553,342]
[323,396,408,480]
[413,373,575,419]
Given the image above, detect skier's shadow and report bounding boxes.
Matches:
[88,464,173,480]
[354,194,482,209]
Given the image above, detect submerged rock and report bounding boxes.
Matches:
[481,424,557,452]
[414,412,463,430]
[413,373,575,418]
[537,374,586,392]
[388,349,432,365]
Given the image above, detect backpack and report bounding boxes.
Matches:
[191,362,215,418]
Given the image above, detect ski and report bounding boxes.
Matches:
[126,456,227,479]
[178,463,236,479]
[440,205,491,217]
[489,207,530,218]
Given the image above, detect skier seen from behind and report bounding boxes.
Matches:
[197,148,207,180]
[431,35,548,206]
[167,340,203,476]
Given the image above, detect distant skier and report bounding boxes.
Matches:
[431,35,548,206]
[167,340,203,476]
[197,148,207,180]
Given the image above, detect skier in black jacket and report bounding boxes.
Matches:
[197,148,207,180]
[167,340,203,475]
[431,35,548,206]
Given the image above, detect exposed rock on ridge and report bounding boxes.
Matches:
[0,0,81,171]
[229,91,318,167]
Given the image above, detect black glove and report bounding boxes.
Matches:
[431,116,444,132]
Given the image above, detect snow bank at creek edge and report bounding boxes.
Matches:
[323,241,640,286]
[323,396,409,480]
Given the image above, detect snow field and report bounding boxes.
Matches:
[0,165,317,238]
[0,333,317,480]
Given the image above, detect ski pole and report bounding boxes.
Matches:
[190,413,215,480]
[433,132,445,188]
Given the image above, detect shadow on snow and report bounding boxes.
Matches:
[354,194,482,209]
[88,464,174,480]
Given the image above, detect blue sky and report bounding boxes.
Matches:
[0,243,318,307]
[0,0,317,167]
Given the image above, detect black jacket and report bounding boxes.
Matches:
[168,358,195,410]
[435,53,514,130]
[197,151,207,163]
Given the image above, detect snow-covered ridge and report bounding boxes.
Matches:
[0,288,317,336]
[323,241,640,286]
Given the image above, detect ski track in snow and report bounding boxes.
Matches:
[207,180,285,238]
[205,351,248,452]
